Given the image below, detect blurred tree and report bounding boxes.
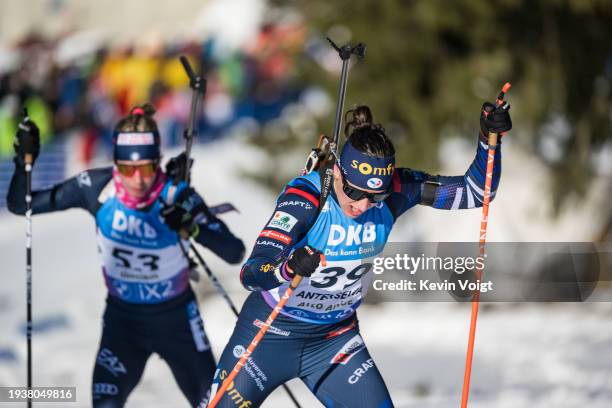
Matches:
[252,0,612,216]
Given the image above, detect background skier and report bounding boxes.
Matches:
[7,103,245,407]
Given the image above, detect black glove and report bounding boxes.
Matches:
[480,101,511,142]
[160,187,210,237]
[14,115,40,166]
[285,246,322,278]
[165,152,193,185]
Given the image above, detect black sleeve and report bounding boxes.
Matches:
[6,160,113,217]
[171,186,245,265]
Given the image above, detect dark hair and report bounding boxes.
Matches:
[343,105,395,158]
[114,103,159,133]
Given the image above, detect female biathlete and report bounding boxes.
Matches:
[207,102,511,407]
[7,104,245,407]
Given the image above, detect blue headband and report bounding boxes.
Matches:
[339,141,395,191]
[113,131,160,161]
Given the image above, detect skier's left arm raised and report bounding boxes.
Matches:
[160,186,245,264]
[386,101,511,217]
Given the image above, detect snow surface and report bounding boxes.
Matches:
[1,136,611,407]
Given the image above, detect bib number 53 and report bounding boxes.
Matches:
[112,248,160,271]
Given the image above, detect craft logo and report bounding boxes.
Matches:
[351,160,394,176]
[278,200,313,210]
[267,211,298,232]
[348,358,375,384]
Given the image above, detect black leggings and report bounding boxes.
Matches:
[92,291,216,407]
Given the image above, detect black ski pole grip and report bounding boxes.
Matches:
[352,43,366,58]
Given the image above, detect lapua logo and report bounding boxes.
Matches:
[327,223,376,246]
[112,210,157,238]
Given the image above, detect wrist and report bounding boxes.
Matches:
[274,261,294,282]
[479,129,489,144]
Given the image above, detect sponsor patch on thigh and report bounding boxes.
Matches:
[252,319,290,336]
[231,344,269,392]
[330,334,365,365]
[207,368,255,408]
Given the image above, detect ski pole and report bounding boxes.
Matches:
[21,108,34,408]
[189,247,303,408]
[179,55,206,185]
[206,275,307,408]
[318,38,366,206]
[179,55,304,407]
[460,82,511,408]
[190,247,239,315]
[207,38,365,408]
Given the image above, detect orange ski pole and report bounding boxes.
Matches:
[207,274,301,408]
[207,256,325,408]
[460,82,511,408]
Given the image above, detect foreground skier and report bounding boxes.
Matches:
[7,104,245,407]
[207,102,511,407]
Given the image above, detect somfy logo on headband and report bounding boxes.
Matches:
[340,141,395,191]
[350,160,394,176]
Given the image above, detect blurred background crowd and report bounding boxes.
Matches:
[0,0,610,221]
[0,0,308,169]
[0,29,305,162]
